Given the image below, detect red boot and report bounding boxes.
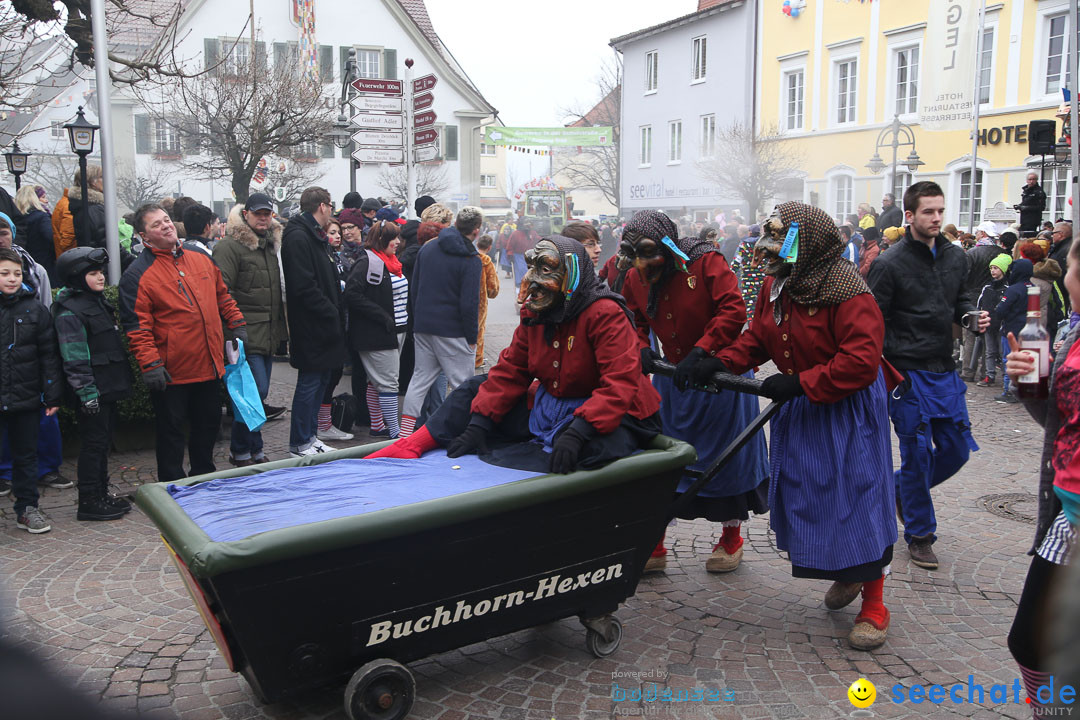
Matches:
[644,533,667,573]
[365,426,438,459]
[849,575,889,650]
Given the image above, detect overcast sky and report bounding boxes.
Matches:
[425,0,696,127]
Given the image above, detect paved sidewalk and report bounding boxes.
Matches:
[0,276,1046,719]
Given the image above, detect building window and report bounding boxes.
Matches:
[784,70,804,131]
[355,48,381,79]
[668,120,682,163]
[978,28,994,105]
[645,51,658,92]
[1046,14,1070,96]
[700,114,716,158]
[894,47,919,115]
[639,125,652,166]
[691,36,706,82]
[1047,167,1068,222]
[480,143,496,156]
[154,119,180,154]
[296,139,319,159]
[833,175,853,221]
[959,169,984,227]
[891,171,912,199]
[50,120,64,138]
[835,59,858,125]
[480,174,497,188]
[223,39,250,76]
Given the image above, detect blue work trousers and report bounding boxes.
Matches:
[229,353,272,461]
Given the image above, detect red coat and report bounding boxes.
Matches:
[471,299,661,433]
[598,254,619,287]
[622,252,745,360]
[716,278,901,404]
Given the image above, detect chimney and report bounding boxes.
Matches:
[698,0,724,9]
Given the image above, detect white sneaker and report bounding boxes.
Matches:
[317,425,353,441]
[312,438,336,452]
[289,445,322,458]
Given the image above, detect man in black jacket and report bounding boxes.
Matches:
[281,186,344,457]
[876,193,904,232]
[1017,172,1047,234]
[868,181,990,571]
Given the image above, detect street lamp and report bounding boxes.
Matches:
[1056,133,1071,164]
[337,48,358,194]
[3,140,31,191]
[866,114,923,197]
[64,106,99,248]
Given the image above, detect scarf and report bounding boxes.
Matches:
[771,202,870,323]
[975,237,996,247]
[624,210,721,318]
[372,248,402,277]
[522,235,633,340]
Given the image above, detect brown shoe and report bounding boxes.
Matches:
[848,608,890,651]
[908,537,939,569]
[824,581,863,610]
[643,554,667,573]
[705,545,742,573]
[229,455,255,468]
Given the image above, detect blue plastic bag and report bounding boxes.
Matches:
[224,340,267,431]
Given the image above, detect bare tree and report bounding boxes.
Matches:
[30,152,80,202]
[695,123,804,219]
[136,45,333,204]
[256,159,326,208]
[376,164,451,205]
[114,159,174,211]
[556,58,621,211]
[7,0,231,88]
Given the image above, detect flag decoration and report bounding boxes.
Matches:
[295,0,318,83]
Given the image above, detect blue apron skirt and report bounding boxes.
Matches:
[654,370,769,522]
[770,371,898,581]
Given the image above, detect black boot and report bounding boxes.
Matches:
[77,494,126,521]
[100,477,132,513]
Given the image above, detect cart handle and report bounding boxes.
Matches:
[651,359,766,396]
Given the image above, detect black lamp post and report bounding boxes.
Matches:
[337,49,357,194]
[64,106,99,247]
[866,114,924,198]
[3,140,31,191]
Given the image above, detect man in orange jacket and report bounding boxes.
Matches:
[119,203,246,482]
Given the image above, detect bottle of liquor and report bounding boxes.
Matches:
[1017,285,1050,399]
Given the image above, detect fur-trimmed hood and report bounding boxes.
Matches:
[66,185,104,206]
[1034,258,1062,282]
[223,203,282,251]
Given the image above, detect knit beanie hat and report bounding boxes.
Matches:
[882,226,905,243]
[360,197,382,213]
[337,208,366,228]
[989,254,1012,274]
[414,195,436,216]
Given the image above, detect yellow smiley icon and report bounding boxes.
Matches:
[848,678,876,708]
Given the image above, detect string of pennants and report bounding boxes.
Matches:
[501,145,551,156]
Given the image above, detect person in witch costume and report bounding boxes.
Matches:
[692,201,900,651]
[618,210,769,574]
[366,235,662,472]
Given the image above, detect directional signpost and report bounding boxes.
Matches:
[352,147,404,164]
[415,145,438,163]
[412,74,437,94]
[350,95,403,113]
[413,109,437,129]
[351,130,404,148]
[414,128,438,146]
[412,92,434,111]
[351,78,403,96]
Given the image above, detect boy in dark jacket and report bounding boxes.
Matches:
[53,247,134,521]
[0,247,62,533]
[992,257,1034,403]
[976,254,1012,388]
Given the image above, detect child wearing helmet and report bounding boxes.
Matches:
[52,247,134,521]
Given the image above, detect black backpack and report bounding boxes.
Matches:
[330,393,358,433]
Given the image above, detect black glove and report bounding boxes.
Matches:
[690,357,730,388]
[673,347,709,391]
[232,326,248,345]
[550,426,588,474]
[142,367,171,393]
[761,373,805,401]
[81,397,100,415]
[446,422,489,458]
[640,346,661,376]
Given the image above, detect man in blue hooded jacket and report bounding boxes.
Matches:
[399,207,483,437]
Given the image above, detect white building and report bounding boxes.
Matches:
[611,0,755,221]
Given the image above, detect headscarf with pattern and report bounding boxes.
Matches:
[623,210,721,318]
[774,201,870,309]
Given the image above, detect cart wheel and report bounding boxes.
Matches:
[344,659,415,720]
[585,616,623,658]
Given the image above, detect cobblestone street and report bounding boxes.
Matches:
[0,274,1048,718]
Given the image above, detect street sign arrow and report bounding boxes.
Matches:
[413,109,437,129]
[413,128,439,146]
[350,112,404,130]
[414,145,438,163]
[352,147,405,164]
[350,130,404,148]
[412,74,437,93]
[412,92,434,111]
[351,78,403,96]
[350,95,403,113]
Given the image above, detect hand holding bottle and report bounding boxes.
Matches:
[1004,332,1035,381]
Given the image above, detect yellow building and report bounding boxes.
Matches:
[756,0,1071,228]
